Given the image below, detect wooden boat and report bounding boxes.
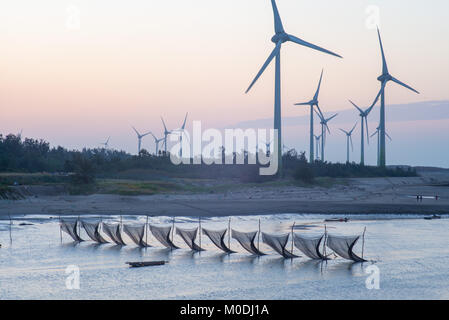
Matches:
[324,218,349,222]
[424,215,441,220]
[126,261,167,268]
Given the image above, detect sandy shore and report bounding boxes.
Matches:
[1,172,448,217]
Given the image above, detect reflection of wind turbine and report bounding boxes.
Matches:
[316,112,338,162]
[132,126,151,155]
[294,69,325,163]
[171,113,189,158]
[150,132,165,156]
[371,126,392,166]
[100,137,110,149]
[349,96,377,166]
[245,0,342,173]
[314,134,322,160]
[161,117,172,154]
[339,122,357,164]
[375,27,419,167]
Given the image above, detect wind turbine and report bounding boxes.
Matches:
[245,0,342,173]
[294,69,325,163]
[371,126,392,166]
[150,132,165,156]
[100,137,110,149]
[314,134,322,161]
[375,27,419,167]
[171,113,189,158]
[161,117,172,154]
[339,122,357,164]
[349,95,378,166]
[132,126,151,155]
[316,112,338,162]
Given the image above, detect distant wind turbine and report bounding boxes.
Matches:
[314,134,322,161]
[245,0,342,173]
[171,113,189,158]
[316,112,338,162]
[161,117,172,154]
[294,69,325,163]
[132,126,151,155]
[339,122,357,164]
[371,126,392,166]
[349,95,378,166]
[100,137,110,149]
[375,27,419,167]
[150,132,165,156]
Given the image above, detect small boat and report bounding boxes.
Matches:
[126,261,167,268]
[324,218,349,223]
[424,215,441,220]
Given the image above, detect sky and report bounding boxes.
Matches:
[1,0,448,167]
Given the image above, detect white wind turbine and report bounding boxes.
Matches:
[339,122,357,164]
[245,0,342,173]
[294,69,325,163]
[171,113,189,158]
[348,94,379,166]
[161,117,172,154]
[316,112,338,162]
[314,134,322,161]
[100,137,110,149]
[150,132,165,156]
[375,27,419,167]
[371,126,392,166]
[132,126,151,155]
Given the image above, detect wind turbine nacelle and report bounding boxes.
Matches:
[377,74,392,82]
[271,33,288,44]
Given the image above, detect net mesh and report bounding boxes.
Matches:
[102,223,126,245]
[150,225,179,249]
[202,228,234,253]
[81,221,109,244]
[123,224,150,247]
[326,234,366,262]
[261,232,297,258]
[293,234,326,260]
[175,227,203,251]
[231,229,264,255]
[60,220,83,242]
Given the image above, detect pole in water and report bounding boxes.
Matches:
[198,216,202,251]
[323,224,327,258]
[59,215,62,243]
[171,216,175,250]
[145,215,149,248]
[362,227,366,260]
[257,219,261,255]
[291,221,295,257]
[228,217,231,252]
[8,214,12,244]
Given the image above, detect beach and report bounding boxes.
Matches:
[1,170,448,217]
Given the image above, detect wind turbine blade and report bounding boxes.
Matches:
[315,104,324,120]
[365,117,370,145]
[339,128,348,135]
[326,124,331,134]
[313,69,324,100]
[350,136,354,151]
[386,132,392,141]
[326,113,338,122]
[246,42,281,93]
[182,112,188,129]
[377,27,389,75]
[349,100,364,114]
[287,34,342,58]
[161,117,168,132]
[142,131,152,137]
[391,76,420,94]
[370,131,377,138]
[350,121,357,134]
[270,0,284,34]
[132,126,140,136]
[294,102,312,106]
